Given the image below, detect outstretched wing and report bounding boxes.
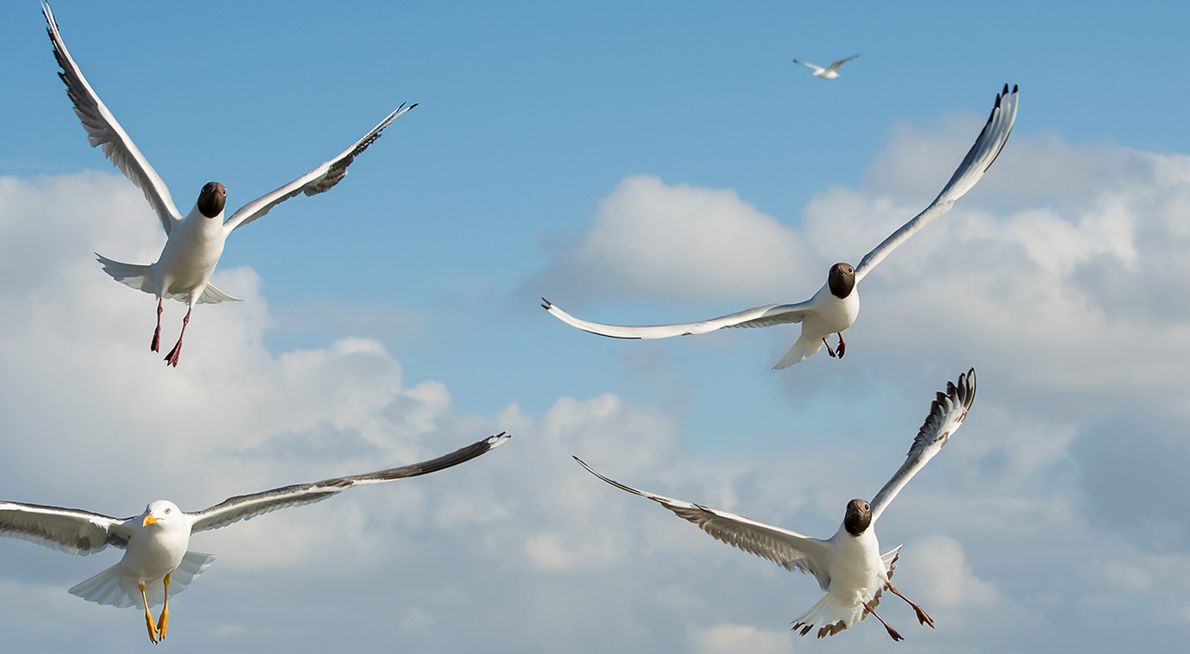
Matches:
[574,457,832,589]
[42,2,182,235]
[541,298,813,340]
[792,59,824,73]
[188,433,509,533]
[0,501,131,555]
[854,84,1019,283]
[223,103,417,234]
[825,54,860,72]
[869,369,977,523]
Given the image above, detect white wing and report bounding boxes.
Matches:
[42,2,182,235]
[541,298,813,340]
[0,501,132,555]
[869,369,977,523]
[792,59,825,73]
[574,457,832,589]
[825,54,860,72]
[223,103,417,234]
[854,84,1019,283]
[188,433,509,532]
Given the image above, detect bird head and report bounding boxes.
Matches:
[196,182,227,218]
[843,498,871,536]
[142,500,181,528]
[828,262,856,299]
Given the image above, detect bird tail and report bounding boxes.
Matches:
[68,551,215,609]
[198,282,241,304]
[96,253,156,296]
[772,332,823,369]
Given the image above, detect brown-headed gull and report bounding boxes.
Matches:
[543,85,1017,369]
[793,54,860,79]
[574,370,976,640]
[42,2,416,367]
[0,432,509,643]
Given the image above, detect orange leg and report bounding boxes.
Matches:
[863,600,903,641]
[139,582,159,644]
[156,574,171,640]
[887,582,934,628]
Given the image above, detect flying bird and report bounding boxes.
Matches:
[42,1,416,367]
[0,432,509,643]
[543,84,1018,368]
[792,54,860,79]
[574,369,976,640]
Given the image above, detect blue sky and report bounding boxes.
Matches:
[2,1,1190,651]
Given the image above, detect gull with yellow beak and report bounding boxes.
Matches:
[0,432,509,643]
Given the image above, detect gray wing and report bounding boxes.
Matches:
[189,433,509,533]
[854,84,1019,283]
[223,103,417,234]
[42,2,182,235]
[541,298,813,340]
[825,54,860,72]
[574,457,832,589]
[869,369,977,523]
[0,501,131,555]
[792,59,824,72]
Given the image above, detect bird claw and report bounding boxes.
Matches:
[164,343,182,367]
[885,624,904,641]
[914,606,934,628]
[156,606,169,641]
[836,339,846,359]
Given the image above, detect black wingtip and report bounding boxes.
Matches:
[1002,82,1009,94]
[408,102,419,110]
[541,297,552,310]
[1012,83,1018,94]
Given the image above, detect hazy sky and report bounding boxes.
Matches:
[2,1,1189,651]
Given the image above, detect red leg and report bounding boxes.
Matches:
[863,600,903,641]
[164,306,191,367]
[887,583,934,628]
[836,333,846,359]
[151,298,163,352]
[822,337,837,358]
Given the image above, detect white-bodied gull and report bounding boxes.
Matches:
[0,432,509,643]
[543,85,1018,369]
[42,2,416,366]
[574,370,976,640]
[793,54,860,79]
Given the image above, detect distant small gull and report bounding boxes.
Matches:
[792,54,860,79]
[42,2,416,367]
[0,433,509,643]
[543,85,1018,369]
[574,370,976,640]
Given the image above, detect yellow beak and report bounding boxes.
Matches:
[143,514,159,527]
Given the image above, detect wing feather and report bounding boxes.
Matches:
[869,369,977,523]
[42,2,182,234]
[0,501,130,555]
[541,298,812,340]
[854,84,1019,283]
[826,54,860,72]
[223,103,417,234]
[188,433,509,533]
[574,457,832,589]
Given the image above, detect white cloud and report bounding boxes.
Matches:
[687,623,791,654]
[904,535,998,610]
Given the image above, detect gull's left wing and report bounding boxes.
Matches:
[542,298,814,340]
[43,1,183,235]
[792,59,824,73]
[869,369,977,523]
[574,457,833,590]
[854,84,1019,283]
[0,501,132,555]
[825,54,860,72]
[223,103,417,234]
[188,432,509,533]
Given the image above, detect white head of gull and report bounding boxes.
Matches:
[0,433,510,643]
[573,370,976,640]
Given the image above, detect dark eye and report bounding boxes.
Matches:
[164,508,172,514]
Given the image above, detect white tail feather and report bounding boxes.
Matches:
[198,282,240,304]
[95,253,155,296]
[68,551,215,609]
[773,332,823,369]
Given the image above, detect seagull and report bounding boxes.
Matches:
[543,84,1018,369]
[792,54,860,79]
[0,432,509,643]
[42,1,416,367]
[574,369,976,640]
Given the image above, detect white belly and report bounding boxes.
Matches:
[120,529,189,583]
[805,287,860,336]
[157,219,225,297]
[826,529,885,605]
